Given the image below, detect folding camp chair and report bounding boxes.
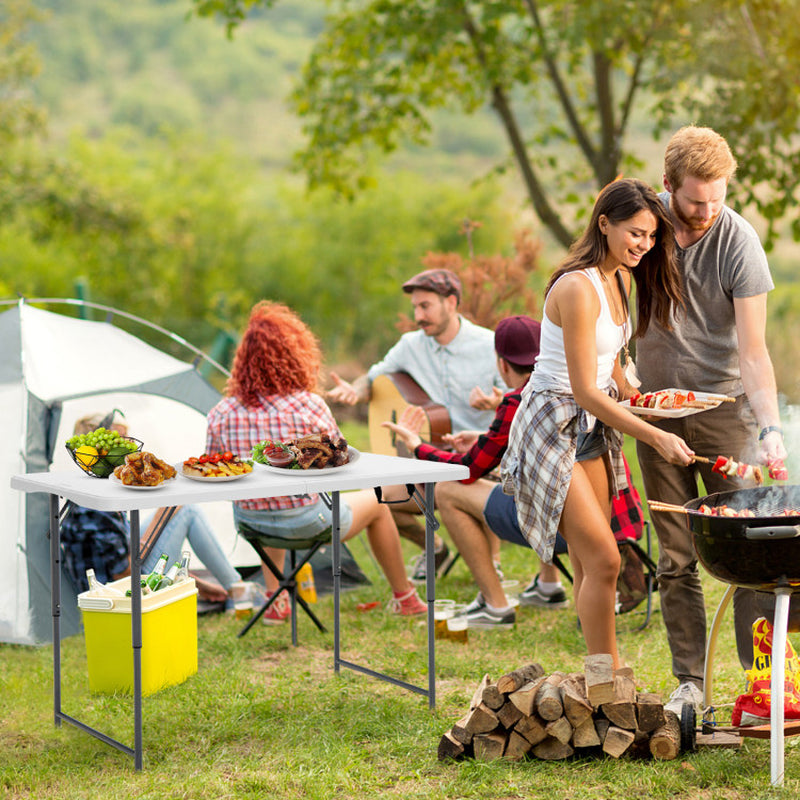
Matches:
[236,519,331,644]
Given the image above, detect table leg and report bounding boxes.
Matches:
[50,494,62,728]
[770,588,792,787]
[332,492,341,674]
[130,510,143,771]
[424,482,436,709]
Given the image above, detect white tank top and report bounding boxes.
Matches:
[534,268,629,392]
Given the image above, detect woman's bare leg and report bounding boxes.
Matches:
[560,458,620,667]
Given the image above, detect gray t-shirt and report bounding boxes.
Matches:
[636,193,773,396]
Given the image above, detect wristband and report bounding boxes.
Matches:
[758,425,783,441]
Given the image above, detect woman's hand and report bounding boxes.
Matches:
[653,430,695,466]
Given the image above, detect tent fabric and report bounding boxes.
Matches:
[1,301,223,645]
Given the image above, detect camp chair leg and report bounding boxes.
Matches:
[237,537,328,641]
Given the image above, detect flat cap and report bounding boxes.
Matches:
[402,269,461,303]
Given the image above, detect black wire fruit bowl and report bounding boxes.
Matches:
[66,437,143,478]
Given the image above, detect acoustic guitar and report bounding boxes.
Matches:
[367,372,451,457]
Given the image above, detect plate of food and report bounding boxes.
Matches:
[110,473,177,490]
[178,452,254,482]
[620,388,732,418]
[252,434,359,474]
[110,451,178,489]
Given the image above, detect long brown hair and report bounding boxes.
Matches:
[546,178,683,336]
[227,301,322,408]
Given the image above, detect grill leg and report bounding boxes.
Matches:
[770,587,792,787]
[703,584,735,715]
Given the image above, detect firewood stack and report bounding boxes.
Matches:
[438,655,682,763]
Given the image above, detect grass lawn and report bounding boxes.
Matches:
[2,428,798,798]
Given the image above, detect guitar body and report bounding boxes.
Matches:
[368,372,451,456]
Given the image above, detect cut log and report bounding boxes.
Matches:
[635,692,666,733]
[536,680,564,721]
[438,730,466,761]
[561,679,593,727]
[571,716,601,749]
[473,730,506,761]
[600,674,637,728]
[496,663,545,694]
[509,677,545,716]
[584,654,615,707]
[505,730,533,761]
[649,710,681,761]
[602,725,635,758]
[470,674,492,710]
[463,702,499,735]
[514,712,548,746]
[481,682,505,710]
[545,715,573,745]
[614,665,635,680]
[496,700,524,729]
[594,718,610,744]
[626,729,654,760]
[451,713,474,745]
[532,736,574,761]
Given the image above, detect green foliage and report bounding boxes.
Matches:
[198,0,800,250]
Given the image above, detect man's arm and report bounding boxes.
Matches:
[734,293,787,462]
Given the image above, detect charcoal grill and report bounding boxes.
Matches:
[684,485,800,786]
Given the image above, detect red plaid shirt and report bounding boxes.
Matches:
[414,379,527,484]
[206,391,342,511]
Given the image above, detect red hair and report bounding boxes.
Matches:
[227,301,322,407]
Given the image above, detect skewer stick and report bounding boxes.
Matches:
[647,500,691,515]
[692,455,711,464]
[704,394,736,403]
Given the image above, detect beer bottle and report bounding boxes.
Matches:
[177,550,191,581]
[144,553,169,591]
[86,568,124,596]
[158,562,181,590]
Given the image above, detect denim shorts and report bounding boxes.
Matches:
[233,497,354,541]
[483,485,568,555]
[575,419,609,462]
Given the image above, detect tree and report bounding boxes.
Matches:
[191,0,800,249]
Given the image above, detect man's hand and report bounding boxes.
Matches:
[470,385,503,410]
[441,430,480,453]
[759,429,787,464]
[327,371,360,405]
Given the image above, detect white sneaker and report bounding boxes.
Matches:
[664,681,704,716]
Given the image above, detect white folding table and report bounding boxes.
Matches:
[11,454,467,769]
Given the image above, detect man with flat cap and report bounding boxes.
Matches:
[328,268,506,578]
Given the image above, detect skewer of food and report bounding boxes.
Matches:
[709,455,764,485]
[627,389,733,410]
[649,499,800,518]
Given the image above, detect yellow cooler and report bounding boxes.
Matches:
[78,576,198,696]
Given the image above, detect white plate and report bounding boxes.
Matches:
[255,446,360,475]
[620,389,726,419]
[177,463,254,482]
[109,473,178,490]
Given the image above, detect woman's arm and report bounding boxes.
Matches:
[552,274,693,466]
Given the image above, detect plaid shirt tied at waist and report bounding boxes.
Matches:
[500,378,627,563]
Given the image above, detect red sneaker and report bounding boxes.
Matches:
[261,590,291,625]
[389,588,427,616]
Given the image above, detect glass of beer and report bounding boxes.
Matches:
[445,613,468,644]
[434,599,456,640]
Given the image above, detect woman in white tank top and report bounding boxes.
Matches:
[502,179,693,669]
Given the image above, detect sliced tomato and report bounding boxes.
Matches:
[198,454,210,463]
[687,391,696,402]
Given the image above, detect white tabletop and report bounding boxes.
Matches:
[10,453,469,512]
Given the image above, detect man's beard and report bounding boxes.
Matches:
[672,195,719,232]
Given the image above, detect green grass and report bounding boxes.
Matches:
[2,431,798,798]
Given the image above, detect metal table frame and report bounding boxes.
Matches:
[12,454,467,770]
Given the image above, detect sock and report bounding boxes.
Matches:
[486,600,512,614]
[536,579,562,595]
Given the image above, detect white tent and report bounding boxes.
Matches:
[0,300,247,645]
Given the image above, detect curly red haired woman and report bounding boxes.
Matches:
[207,301,425,623]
